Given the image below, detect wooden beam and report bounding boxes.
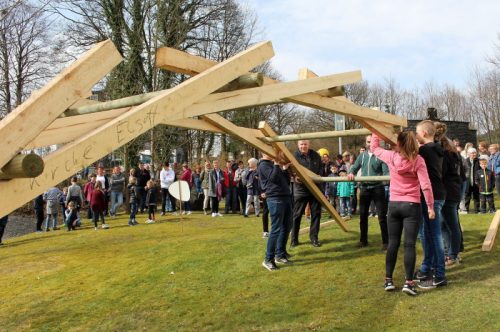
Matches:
[298,68,345,97]
[258,121,348,232]
[0,154,44,179]
[0,40,122,169]
[482,210,500,251]
[315,175,390,182]
[0,41,275,217]
[202,114,277,158]
[155,46,407,128]
[260,128,372,143]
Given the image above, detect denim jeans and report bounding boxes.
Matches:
[420,199,446,278]
[225,186,238,212]
[441,201,461,260]
[45,213,57,230]
[110,191,123,215]
[129,202,137,222]
[339,197,351,216]
[265,197,292,261]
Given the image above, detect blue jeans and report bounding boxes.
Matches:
[420,199,446,278]
[45,213,57,230]
[339,197,351,216]
[265,197,292,261]
[441,201,461,260]
[110,191,123,215]
[129,202,137,222]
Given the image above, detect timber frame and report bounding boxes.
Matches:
[0,39,408,234]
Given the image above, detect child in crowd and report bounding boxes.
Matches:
[475,155,496,213]
[84,174,96,219]
[326,164,339,211]
[44,187,62,231]
[336,168,354,218]
[128,177,139,226]
[65,201,79,231]
[244,158,260,217]
[145,180,158,224]
[90,181,108,230]
[66,177,83,226]
[59,187,67,220]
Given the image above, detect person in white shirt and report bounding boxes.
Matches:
[160,162,176,215]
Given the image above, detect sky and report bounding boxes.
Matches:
[245,0,500,89]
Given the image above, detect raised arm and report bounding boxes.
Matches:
[370,134,395,165]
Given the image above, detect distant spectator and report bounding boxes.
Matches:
[136,163,151,213]
[488,144,500,195]
[33,194,44,233]
[461,142,474,159]
[96,166,110,216]
[66,177,84,213]
[337,168,354,218]
[244,158,260,217]
[208,160,225,217]
[475,155,496,213]
[0,215,8,246]
[90,181,108,230]
[464,148,480,213]
[160,162,176,215]
[145,180,158,223]
[43,187,62,231]
[64,201,79,231]
[109,166,125,216]
[478,141,489,156]
[200,161,212,215]
[234,160,248,214]
[326,164,339,211]
[84,174,97,219]
[127,177,140,226]
[223,161,239,214]
[180,163,193,215]
[193,164,203,195]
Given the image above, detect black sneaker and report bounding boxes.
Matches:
[262,260,279,271]
[311,240,322,247]
[433,276,448,287]
[384,278,396,291]
[275,256,292,265]
[414,269,432,282]
[417,278,435,289]
[290,241,299,248]
[402,281,418,296]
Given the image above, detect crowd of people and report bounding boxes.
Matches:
[1,122,499,297]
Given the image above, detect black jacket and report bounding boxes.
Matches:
[465,158,480,187]
[442,151,463,202]
[128,184,140,204]
[145,186,158,205]
[136,168,151,187]
[419,142,446,200]
[257,159,291,199]
[475,168,495,194]
[293,149,322,197]
[33,194,44,211]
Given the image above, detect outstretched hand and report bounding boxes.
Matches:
[428,209,435,220]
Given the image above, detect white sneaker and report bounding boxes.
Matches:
[94,227,98,231]
[160,212,165,216]
[262,232,269,238]
[216,213,223,217]
[212,213,216,217]
[145,219,155,224]
[186,211,192,215]
[172,212,179,216]
[181,211,186,215]
[102,224,109,229]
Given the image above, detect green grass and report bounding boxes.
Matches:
[0,207,499,331]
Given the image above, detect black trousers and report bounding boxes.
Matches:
[35,209,44,231]
[211,196,219,213]
[161,188,176,212]
[262,198,269,233]
[479,194,495,212]
[291,195,321,243]
[464,184,479,213]
[386,201,421,280]
[359,186,388,245]
[136,187,146,212]
[0,215,8,243]
[237,186,247,214]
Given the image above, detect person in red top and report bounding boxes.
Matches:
[90,181,108,230]
[371,132,435,296]
[223,161,239,214]
[83,174,96,220]
[180,163,193,214]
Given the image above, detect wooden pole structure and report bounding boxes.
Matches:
[260,128,371,143]
[0,154,44,180]
[61,73,265,117]
[315,175,390,183]
[482,210,500,251]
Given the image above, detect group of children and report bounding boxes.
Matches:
[325,166,355,218]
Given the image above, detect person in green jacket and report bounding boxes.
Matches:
[337,168,355,217]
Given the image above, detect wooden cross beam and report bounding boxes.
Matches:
[260,128,372,143]
[0,40,122,169]
[482,210,500,251]
[258,121,349,232]
[0,41,275,217]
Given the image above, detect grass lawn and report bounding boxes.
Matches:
[0,206,499,331]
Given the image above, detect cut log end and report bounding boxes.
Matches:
[0,154,44,180]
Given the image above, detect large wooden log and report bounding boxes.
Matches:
[260,128,371,143]
[315,175,390,182]
[0,40,122,169]
[0,154,44,180]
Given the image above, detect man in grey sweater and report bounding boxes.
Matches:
[110,166,126,216]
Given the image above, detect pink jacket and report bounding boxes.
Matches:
[371,134,434,207]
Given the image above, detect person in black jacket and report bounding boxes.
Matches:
[291,140,323,247]
[435,123,464,266]
[136,163,151,213]
[258,153,293,271]
[464,148,480,213]
[0,215,8,245]
[475,156,496,213]
[33,194,45,232]
[145,180,157,223]
[128,177,140,226]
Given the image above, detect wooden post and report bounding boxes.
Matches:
[260,128,372,143]
[258,121,348,232]
[0,154,44,179]
[0,40,122,169]
[482,210,500,251]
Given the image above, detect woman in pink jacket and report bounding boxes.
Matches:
[371,132,435,296]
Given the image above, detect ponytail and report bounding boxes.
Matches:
[397,131,419,162]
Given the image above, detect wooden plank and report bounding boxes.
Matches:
[261,128,372,142]
[202,114,277,158]
[155,47,407,127]
[0,40,122,169]
[0,41,275,217]
[258,121,348,232]
[482,210,500,251]
[298,68,345,97]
